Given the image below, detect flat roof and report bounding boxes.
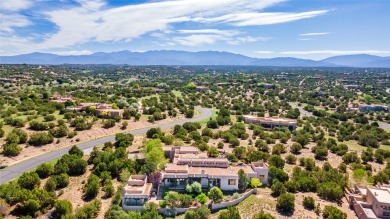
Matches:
[164,163,256,177]
[361,206,377,218]
[368,188,390,203]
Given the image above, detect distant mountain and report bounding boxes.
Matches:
[0,50,388,67]
[321,54,390,67]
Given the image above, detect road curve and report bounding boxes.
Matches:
[0,107,212,184]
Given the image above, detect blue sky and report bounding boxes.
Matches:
[1,0,390,59]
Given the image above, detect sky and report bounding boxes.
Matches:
[1,0,390,60]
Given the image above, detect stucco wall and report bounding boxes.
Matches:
[220,176,238,191]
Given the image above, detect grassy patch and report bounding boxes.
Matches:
[199,109,218,124]
[172,90,183,98]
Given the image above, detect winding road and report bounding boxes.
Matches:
[0,107,212,184]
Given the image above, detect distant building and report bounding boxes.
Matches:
[66,103,124,118]
[196,86,209,92]
[349,185,390,219]
[263,83,275,89]
[243,115,297,131]
[49,95,74,103]
[359,104,389,112]
[122,175,152,211]
[343,84,359,89]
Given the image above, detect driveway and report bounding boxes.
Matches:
[0,107,212,184]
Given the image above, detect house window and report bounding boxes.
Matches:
[259,175,265,181]
[384,208,390,216]
[228,179,236,185]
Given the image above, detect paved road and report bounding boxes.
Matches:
[288,102,314,118]
[0,107,212,184]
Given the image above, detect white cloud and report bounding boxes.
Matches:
[280,50,390,55]
[174,34,231,46]
[300,32,330,36]
[52,50,94,55]
[253,50,274,54]
[194,10,329,26]
[0,0,32,11]
[174,30,267,46]
[177,29,240,36]
[0,0,330,54]
[0,13,31,33]
[228,36,269,45]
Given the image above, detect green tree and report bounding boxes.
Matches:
[69,145,83,158]
[84,174,100,198]
[208,186,223,203]
[218,206,241,219]
[268,155,285,169]
[290,143,302,154]
[35,163,54,178]
[250,178,262,188]
[302,197,315,210]
[276,193,295,213]
[52,200,72,219]
[3,143,22,156]
[252,210,275,219]
[196,205,211,219]
[142,139,167,175]
[197,193,208,205]
[271,180,286,196]
[238,169,248,192]
[164,191,181,208]
[179,194,193,207]
[322,205,347,219]
[18,172,41,190]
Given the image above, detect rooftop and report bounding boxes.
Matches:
[368,187,390,203]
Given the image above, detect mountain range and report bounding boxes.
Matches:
[1,50,389,67]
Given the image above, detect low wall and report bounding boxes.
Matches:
[122,206,144,212]
[158,206,201,215]
[129,188,257,214]
[211,188,257,210]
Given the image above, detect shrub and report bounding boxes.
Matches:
[186,182,202,195]
[302,197,315,210]
[197,193,208,205]
[250,178,262,188]
[271,180,286,196]
[52,200,72,219]
[55,173,70,189]
[322,205,347,219]
[218,206,241,219]
[85,174,100,198]
[290,142,302,154]
[28,132,54,146]
[35,163,54,178]
[179,194,193,207]
[45,177,57,192]
[285,154,297,164]
[208,186,223,203]
[18,172,41,190]
[3,143,22,156]
[74,199,101,219]
[104,184,114,198]
[159,200,167,208]
[268,155,285,169]
[276,193,295,213]
[68,145,83,158]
